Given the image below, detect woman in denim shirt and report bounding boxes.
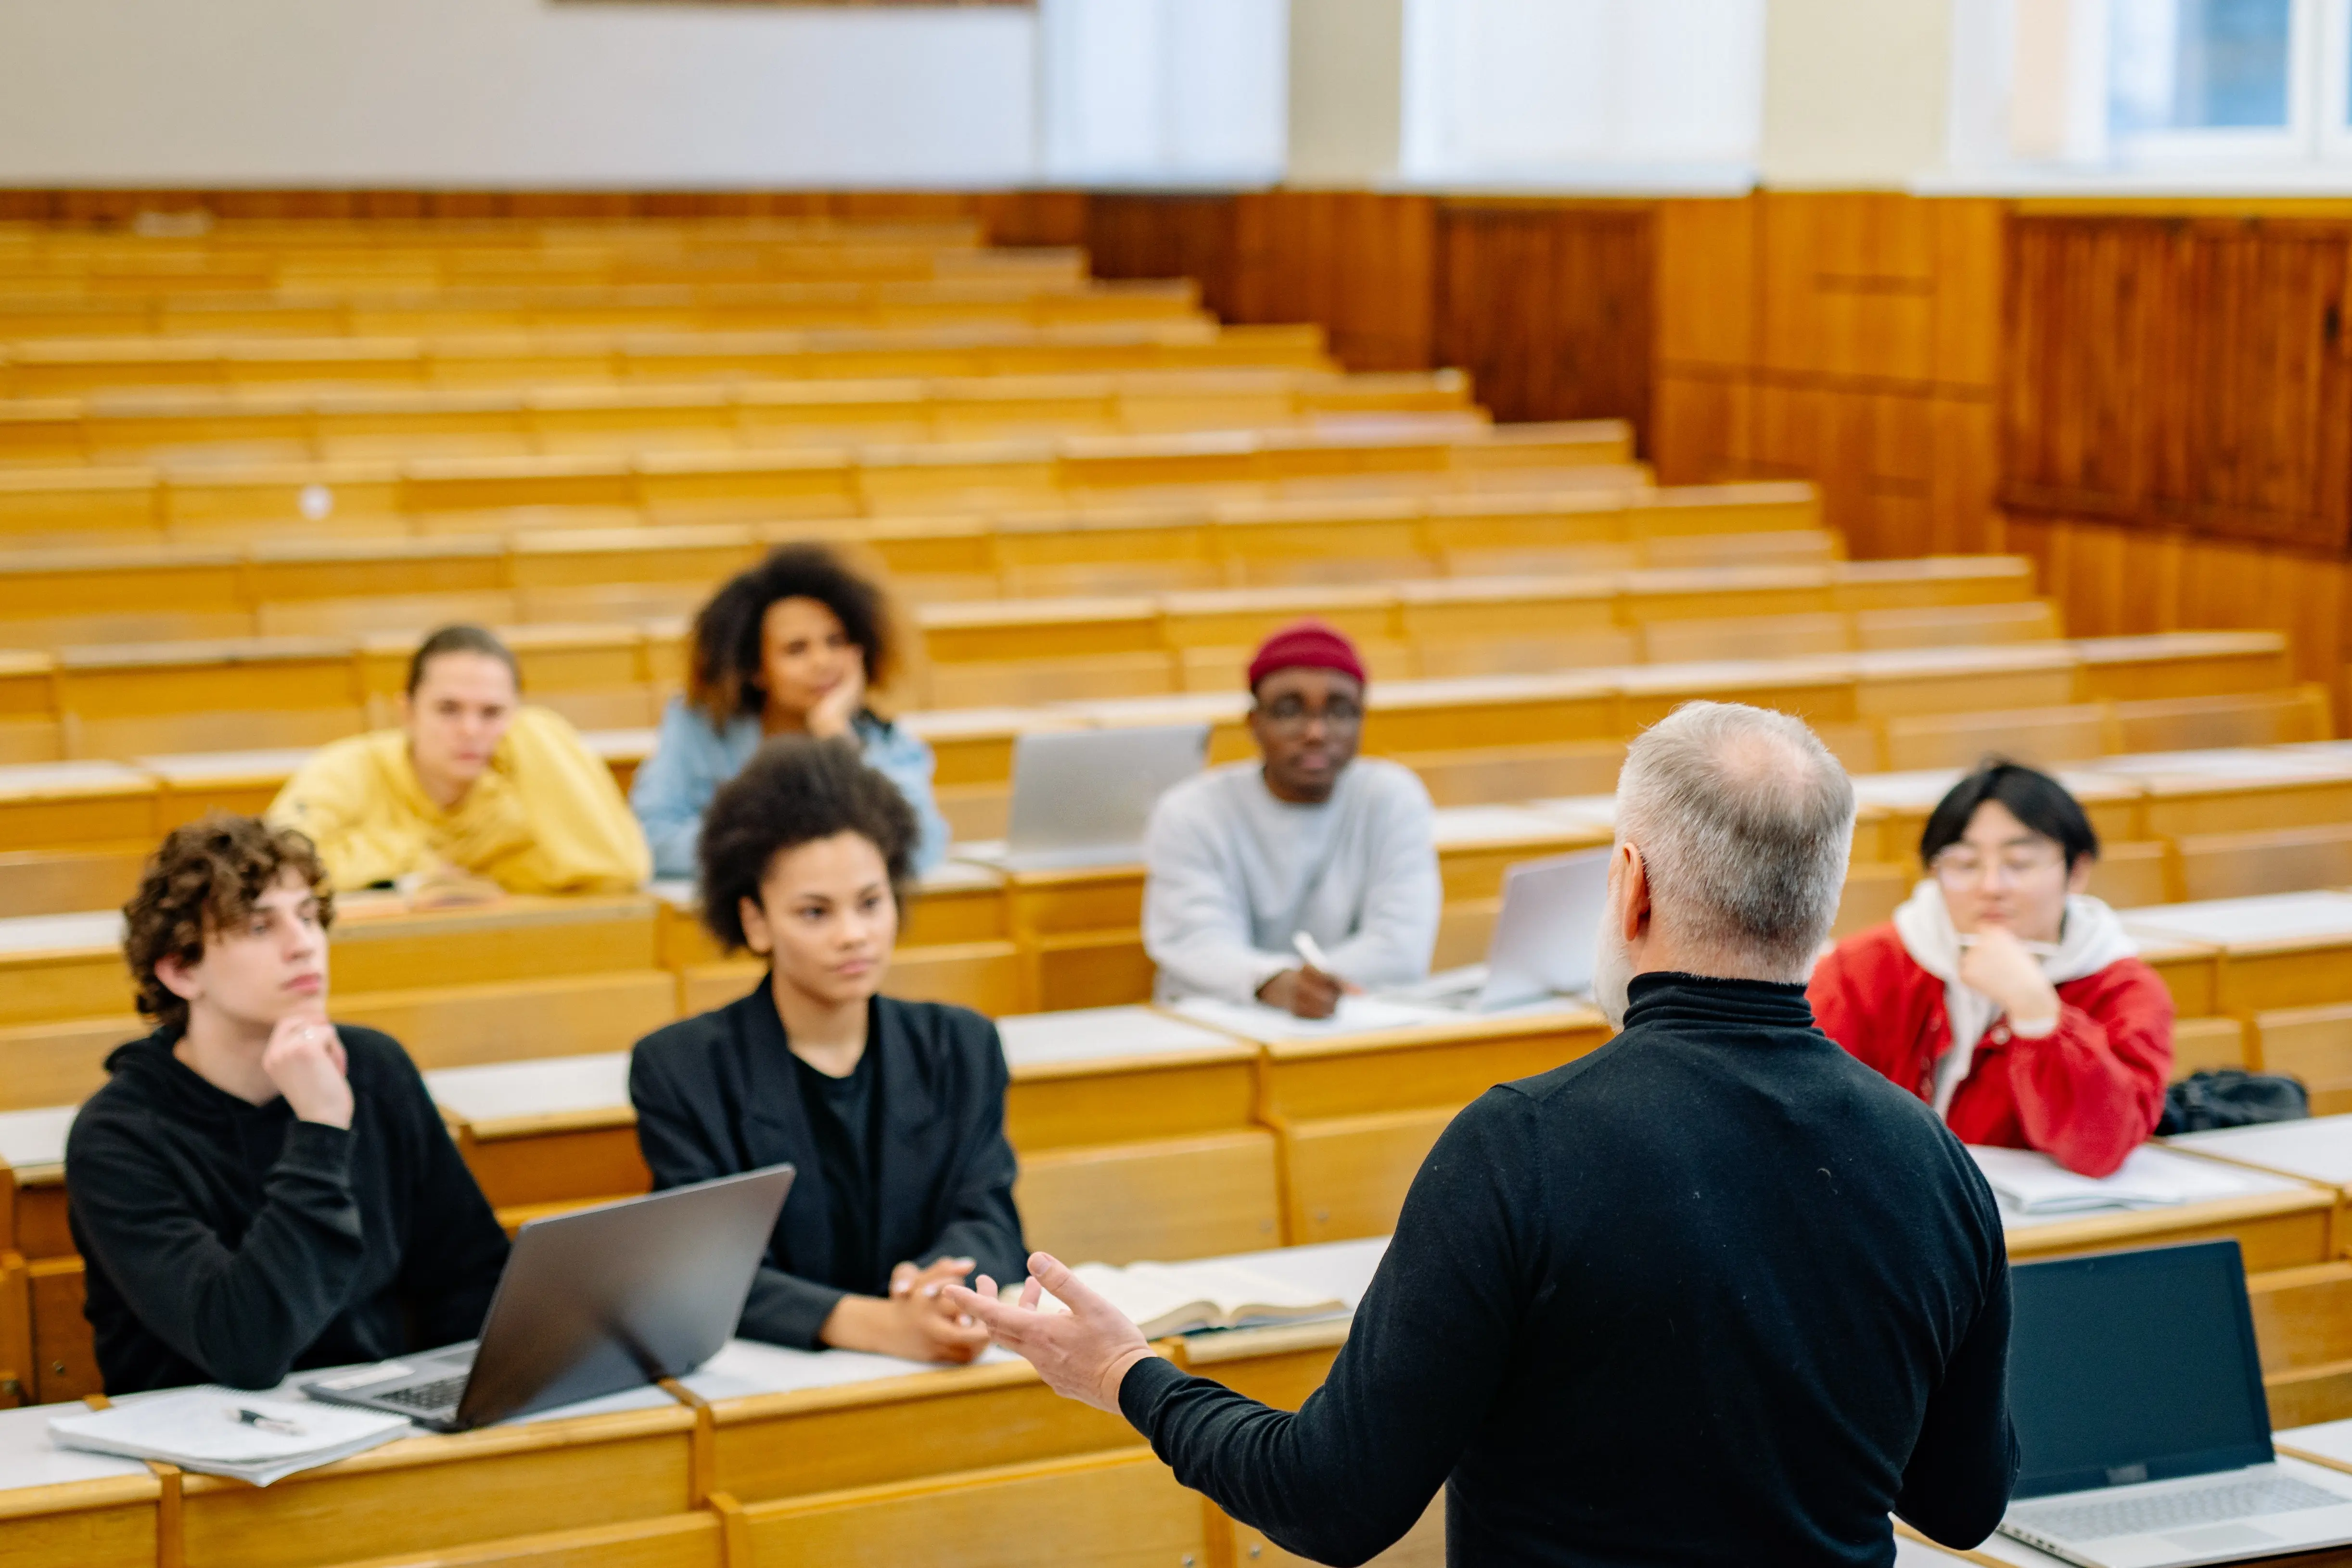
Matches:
[632,543,948,879]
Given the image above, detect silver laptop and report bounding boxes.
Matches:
[2000,1240,2352,1567]
[1388,847,1609,1013]
[304,1164,793,1432]
[999,723,1210,870]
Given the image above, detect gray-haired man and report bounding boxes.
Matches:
[951,701,2019,1566]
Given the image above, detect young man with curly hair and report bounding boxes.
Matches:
[66,814,509,1394]
[629,736,1023,1361]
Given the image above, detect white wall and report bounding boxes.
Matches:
[1398,0,1765,189]
[1036,0,1290,186]
[1288,0,1406,186]
[1760,0,1955,186]
[0,0,1036,188]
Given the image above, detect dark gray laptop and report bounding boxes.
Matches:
[2001,1240,2352,1567]
[304,1164,793,1432]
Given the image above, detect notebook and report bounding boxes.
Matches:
[1058,1259,1349,1337]
[49,1389,411,1486]
[1969,1145,2261,1216]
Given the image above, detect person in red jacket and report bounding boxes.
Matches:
[1809,760,2172,1177]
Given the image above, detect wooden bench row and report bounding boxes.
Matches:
[0,319,1330,401]
[0,276,1202,344]
[0,483,1824,649]
[0,365,1472,469]
[0,240,1087,299]
[0,549,2041,724]
[0,419,1627,546]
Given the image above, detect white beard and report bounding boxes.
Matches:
[1593,919,1633,1030]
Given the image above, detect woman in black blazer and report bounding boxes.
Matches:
[630,736,1024,1362]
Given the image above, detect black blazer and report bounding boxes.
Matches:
[628,981,1026,1349]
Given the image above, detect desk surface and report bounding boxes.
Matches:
[1982,1143,2312,1234]
[0,1102,75,1178]
[423,1053,631,1127]
[2124,891,2352,948]
[2171,1114,2352,1186]
[1172,992,1604,1046]
[997,1004,1242,1070]
[0,1401,156,1496]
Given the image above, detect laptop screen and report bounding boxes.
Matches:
[2008,1241,2274,1499]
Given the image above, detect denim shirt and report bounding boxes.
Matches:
[629,697,949,880]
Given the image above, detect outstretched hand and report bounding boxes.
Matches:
[943,1252,1155,1415]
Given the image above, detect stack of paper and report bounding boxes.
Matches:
[1968,1145,2259,1216]
[50,1390,411,1486]
[1171,993,1445,1041]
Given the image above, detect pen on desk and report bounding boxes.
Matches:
[1291,931,1335,974]
[225,1406,307,1437]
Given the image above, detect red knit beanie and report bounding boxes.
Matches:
[1247,619,1368,691]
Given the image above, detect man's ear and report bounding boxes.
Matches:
[396,690,414,729]
[738,894,774,958]
[1614,842,1652,943]
[2067,855,2094,897]
[153,951,203,1005]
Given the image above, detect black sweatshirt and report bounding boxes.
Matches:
[629,982,1027,1350]
[1119,973,2019,1567]
[66,1024,511,1395]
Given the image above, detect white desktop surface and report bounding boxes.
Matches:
[2123,891,2352,947]
[422,1054,631,1125]
[0,1401,155,1493]
[2169,1114,2352,1186]
[1977,1143,2305,1231]
[997,1006,1240,1069]
[679,1339,1022,1403]
[1429,804,1598,845]
[0,908,121,954]
[0,1103,76,1175]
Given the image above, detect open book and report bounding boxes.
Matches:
[1063,1260,1348,1337]
[1968,1144,2262,1217]
[50,1389,411,1487]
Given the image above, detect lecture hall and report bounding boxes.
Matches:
[10,1,2352,1564]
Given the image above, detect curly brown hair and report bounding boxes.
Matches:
[686,542,898,728]
[699,736,918,953]
[122,813,335,1028]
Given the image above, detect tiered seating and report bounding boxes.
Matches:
[0,213,2344,1487]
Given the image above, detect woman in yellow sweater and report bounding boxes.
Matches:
[267,625,650,896]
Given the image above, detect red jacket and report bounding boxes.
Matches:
[1807,924,2174,1178]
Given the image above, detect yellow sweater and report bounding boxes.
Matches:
[267,706,651,895]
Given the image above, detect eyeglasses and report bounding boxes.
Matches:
[1258,696,1363,731]
[1930,845,2065,887]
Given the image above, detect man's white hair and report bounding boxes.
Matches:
[1615,701,1855,979]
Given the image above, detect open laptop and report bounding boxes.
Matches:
[998,723,1210,870]
[2000,1239,2352,1567]
[1387,847,1609,1013]
[305,1164,793,1432]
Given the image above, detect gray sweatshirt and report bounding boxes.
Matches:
[1142,758,1441,1004]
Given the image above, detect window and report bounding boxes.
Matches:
[1945,0,2352,180]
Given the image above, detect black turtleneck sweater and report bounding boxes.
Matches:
[1118,973,2020,1567]
[66,1024,510,1395]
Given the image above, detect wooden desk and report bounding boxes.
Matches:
[1001,1005,1275,1263]
[0,1400,160,1568]
[425,1053,648,1223]
[1990,1144,2336,1272]
[2126,893,2352,1017]
[1,1107,93,1404]
[1185,997,1610,1246]
[163,1379,701,1568]
[2084,746,2352,839]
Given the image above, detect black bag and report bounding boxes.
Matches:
[2156,1070,2310,1135]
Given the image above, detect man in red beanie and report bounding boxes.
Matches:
[1141,619,1439,1018]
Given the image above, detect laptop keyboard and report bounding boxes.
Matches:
[371,1374,469,1418]
[2013,1473,2350,1541]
